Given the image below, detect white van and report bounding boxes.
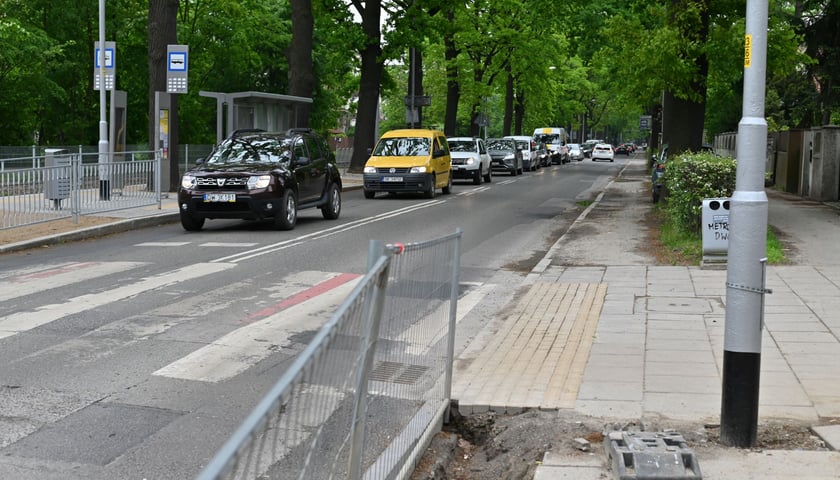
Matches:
[533,127,568,164]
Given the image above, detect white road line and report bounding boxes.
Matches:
[198,242,259,248]
[496,179,517,185]
[153,277,361,382]
[0,262,235,340]
[134,242,192,247]
[0,262,146,302]
[214,200,445,263]
[457,187,491,196]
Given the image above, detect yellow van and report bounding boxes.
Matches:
[363,129,452,199]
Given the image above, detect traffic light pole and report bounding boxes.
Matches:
[720,0,770,447]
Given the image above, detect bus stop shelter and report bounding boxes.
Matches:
[200,91,313,143]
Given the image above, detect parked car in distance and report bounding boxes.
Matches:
[567,143,584,161]
[533,128,569,164]
[651,144,669,203]
[178,128,342,231]
[363,129,452,199]
[582,139,601,158]
[448,136,492,184]
[486,138,523,176]
[614,143,631,155]
[535,140,551,167]
[591,143,615,162]
[504,135,540,171]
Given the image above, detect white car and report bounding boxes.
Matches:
[504,135,540,171]
[447,137,492,184]
[591,143,615,162]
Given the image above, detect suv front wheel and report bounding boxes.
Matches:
[180,211,205,231]
[274,190,298,230]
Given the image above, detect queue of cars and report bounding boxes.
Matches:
[177,127,635,232]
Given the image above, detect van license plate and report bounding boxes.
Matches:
[382,176,403,182]
[203,193,236,202]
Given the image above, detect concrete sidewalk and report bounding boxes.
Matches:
[451,157,840,478]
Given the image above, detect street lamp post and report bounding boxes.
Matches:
[720,0,770,447]
[97,0,110,200]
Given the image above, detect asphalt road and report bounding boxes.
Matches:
[0,158,627,479]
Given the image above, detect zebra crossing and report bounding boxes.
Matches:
[0,260,492,384]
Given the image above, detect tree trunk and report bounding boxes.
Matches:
[661,0,709,154]
[148,0,179,192]
[349,0,383,172]
[443,11,460,136]
[287,0,313,127]
[406,47,424,128]
[514,89,525,135]
[503,69,513,136]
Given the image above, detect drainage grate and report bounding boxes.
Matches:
[605,431,702,479]
[369,361,429,385]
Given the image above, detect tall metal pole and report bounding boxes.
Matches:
[98,0,110,200]
[720,0,769,447]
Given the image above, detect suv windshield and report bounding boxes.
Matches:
[486,139,514,151]
[449,140,477,152]
[206,137,292,165]
[373,137,430,156]
[514,140,529,150]
[535,134,561,144]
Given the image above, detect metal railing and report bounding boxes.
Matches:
[197,230,462,480]
[1,150,161,230]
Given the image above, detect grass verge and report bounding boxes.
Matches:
[655,206,787,265]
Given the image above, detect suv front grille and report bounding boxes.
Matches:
[194,177,249,190]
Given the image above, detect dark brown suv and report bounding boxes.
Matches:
[178,129,342,231]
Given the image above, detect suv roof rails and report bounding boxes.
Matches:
[228,128,266,138]
[285,127,314,135]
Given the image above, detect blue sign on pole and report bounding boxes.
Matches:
[166,45,189,94]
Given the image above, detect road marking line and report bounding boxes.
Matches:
[0,262,235,340]
[153,275,361,382]
[212,200,445,264]
[198,242,259,248]
[0,262,146,302]
[134,242,191,247]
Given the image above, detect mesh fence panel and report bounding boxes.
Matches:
[198,231,461,480]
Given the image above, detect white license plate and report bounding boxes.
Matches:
[203,193,237,202]
[382,176,403,182]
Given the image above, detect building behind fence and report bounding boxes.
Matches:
[197,231,461,480]
[713,125,840,202]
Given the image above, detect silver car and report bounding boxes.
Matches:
[448,137,493,184]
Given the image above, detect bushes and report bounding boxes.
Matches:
[663,152,737,232]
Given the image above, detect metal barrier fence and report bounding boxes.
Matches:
[197,231,462,480]
[1,150,161,229]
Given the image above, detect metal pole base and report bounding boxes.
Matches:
[99,180,110,201]
[720,350,761,447]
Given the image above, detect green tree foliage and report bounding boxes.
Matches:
[0,17,65,145]
[0,0,835,149]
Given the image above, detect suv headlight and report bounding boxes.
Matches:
[248,175,271,189]
[410,166,427,173]
[181,175,196,189]
[465,157,476,165]
[503,153,515,161]
[363,166,377,173]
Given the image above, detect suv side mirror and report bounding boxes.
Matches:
[295,156,310,166]
[433,149,446,158]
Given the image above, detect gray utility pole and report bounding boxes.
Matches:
[720,0,770,447]
[97,0,109,200]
